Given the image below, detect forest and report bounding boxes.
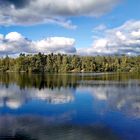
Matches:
[0,53,140,73]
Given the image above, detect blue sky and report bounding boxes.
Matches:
[0,0,140,56]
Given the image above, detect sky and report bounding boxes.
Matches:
[0,0,140,56]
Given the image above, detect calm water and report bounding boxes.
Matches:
[0,73,140,140]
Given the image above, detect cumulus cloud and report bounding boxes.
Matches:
[1,21,140,56]
[78,20,140,56]
[0,0,119,28]
[0,32,76,55]
[31,37,76,54]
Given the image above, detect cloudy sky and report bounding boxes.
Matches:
[0,0,140,56]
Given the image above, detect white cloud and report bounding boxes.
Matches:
[116,31,126,41]
[1,20,140,56]
[78,20,140,56]
[5,32,25,41]
[0,34,4,40]
[0,32,76,55]
[131,30,140,38]
[31,37,76,54]
[0,0,120,27]
[93,24,107,32]
[0,32,30,55]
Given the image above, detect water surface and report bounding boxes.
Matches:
[0,73,140,140]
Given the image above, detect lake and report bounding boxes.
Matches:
[0,73,140,140]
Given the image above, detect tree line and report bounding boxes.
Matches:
[0,53,140,73]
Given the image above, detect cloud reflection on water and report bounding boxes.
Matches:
[0,85,74,109]
[0,115,120,140]
[77,82,140,118]
[0,73,139,140]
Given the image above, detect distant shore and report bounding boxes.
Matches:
[0,53,140,73]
